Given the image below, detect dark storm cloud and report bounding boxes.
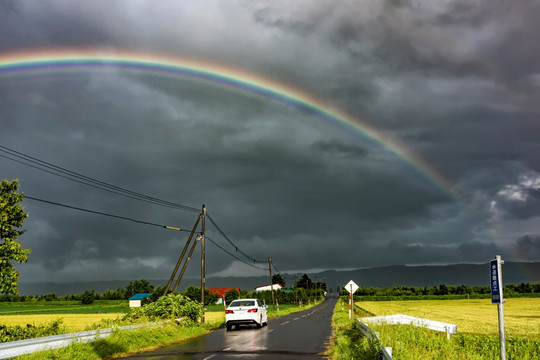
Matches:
[515,235,540,260]
[1,0,539,283]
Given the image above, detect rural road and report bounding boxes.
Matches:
[125,296,338,359]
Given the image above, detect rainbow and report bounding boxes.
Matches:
[0,48,454,196]
[1,49,535,280]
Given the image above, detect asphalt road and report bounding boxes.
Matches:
[125,296,338,359]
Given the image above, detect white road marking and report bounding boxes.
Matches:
[268,329,274,333]
[280,321,290,325]
[223,347,231,351]
[294,317,300,320]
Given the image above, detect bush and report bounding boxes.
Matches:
[0,320,65,343]
[80,290,95,305]
[225,288,240,303]
[123,293,202,325]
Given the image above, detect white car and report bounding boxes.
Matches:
[225,298,268,330]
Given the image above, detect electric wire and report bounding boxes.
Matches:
[0,146,200,213]
[24,195,188,231]
[1,145,270,268]
[206,213,267,264]
[272,262,281,274]
[206,236,267,271]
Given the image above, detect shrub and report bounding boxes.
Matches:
[0,320,65,343]
[123,293,202,325]
[80,290,95,305]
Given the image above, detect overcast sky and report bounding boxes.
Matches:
[1,0,539,285]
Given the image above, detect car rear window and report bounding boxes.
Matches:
[230,300,255,307]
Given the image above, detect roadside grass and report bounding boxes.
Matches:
[357,298,540,338]
[15,323,210,360]
[370,323,540,360]
[354,298,540,359]
[327,300,381,359]
[6,300,323,359]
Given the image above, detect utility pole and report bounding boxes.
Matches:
[163,215,201,296]
[294,274,298,305]
[201,205,206,324]
[268,258,276,310]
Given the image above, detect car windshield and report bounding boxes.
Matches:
[230,300,255,307]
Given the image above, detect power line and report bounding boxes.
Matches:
[2,145,269,268]
[24,195,188,231]
[272,262,281,274]
[206,236,267,271]
[0,146,200,213]
[206,214,267,264]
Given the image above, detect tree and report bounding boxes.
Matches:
[0,179,31,295]
[225,288,240,303]
[125,279,154,299]
[272,273,286,287]
[296,273,312,290]
[81,289,96,305]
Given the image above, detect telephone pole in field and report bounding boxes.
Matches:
[201,205,206,324]
[268,258,276,310]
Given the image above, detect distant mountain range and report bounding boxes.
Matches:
[18,262,540,296]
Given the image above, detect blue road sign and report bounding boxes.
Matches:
[490,258,502,304]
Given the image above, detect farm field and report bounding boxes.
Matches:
[0,300,129,315]
[0,301,130,332]
[0,301,318,333]
[357,298,540,338]
[0,314,122,332]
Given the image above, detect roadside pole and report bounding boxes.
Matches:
[491,255,506,360]
[200,205,206,324]
[345,280,359,320]
[350,284,353,319]
[268,258,276,310]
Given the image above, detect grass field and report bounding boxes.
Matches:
[0,301,319,333]
[356,298,540,338]
[0,300,129,315]
[0,314,122,332]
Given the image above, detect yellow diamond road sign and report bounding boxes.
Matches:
[345,280,359,294]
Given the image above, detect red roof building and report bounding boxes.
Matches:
[208,287,239,298]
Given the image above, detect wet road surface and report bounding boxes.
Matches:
[124,296,338,359]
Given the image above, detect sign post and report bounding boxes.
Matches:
[345,280,359,319]
[490,255,506,360]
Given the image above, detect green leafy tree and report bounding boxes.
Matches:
[125,279,154,299]
[0,179,31,295]
[183,286,201,302]
[80,289,95,305]
[296,273,312,290]
[225,288,240,303]
[272,273,286,287]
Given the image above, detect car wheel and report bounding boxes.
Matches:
[226,324,232,331]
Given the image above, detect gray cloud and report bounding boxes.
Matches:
[1,0,539,284]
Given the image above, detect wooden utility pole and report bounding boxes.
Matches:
[163,215,201,296]
[201,205,206,324]
[268,258,276,310]
[294,274,297,305]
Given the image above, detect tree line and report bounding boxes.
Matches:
[0,274,328,305]
[342,283,540,297]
